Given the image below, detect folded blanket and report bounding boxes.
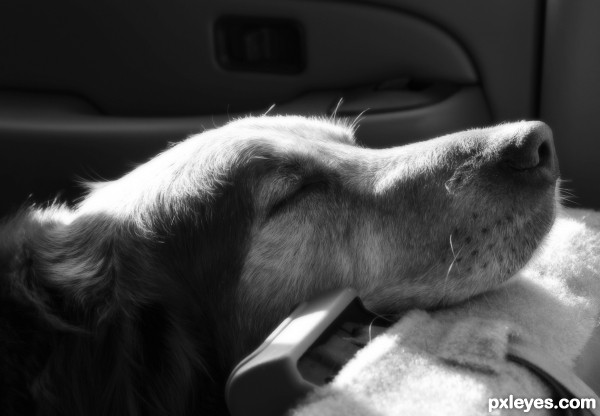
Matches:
[293,207,600,416]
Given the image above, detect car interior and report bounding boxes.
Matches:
[1,0,599,409]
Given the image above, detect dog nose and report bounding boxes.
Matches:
[501,121,558,183]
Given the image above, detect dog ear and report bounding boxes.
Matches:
[0,210,81,330]
[0,207,188,413]
[0,162,259,414]
[0,132,269,413]
[0,210,76,415]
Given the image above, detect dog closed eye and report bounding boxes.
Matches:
[267,178,329,218]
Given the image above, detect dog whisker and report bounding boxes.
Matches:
[330,98,344,120]
[448,233,464,273]
[557,183,579,206]
[264,104,276,115]
[443,233,466,301]
[349,109,370,133]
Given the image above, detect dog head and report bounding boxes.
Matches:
[200,117,558,347]
[0,116,559,412]
[75,116,558,353]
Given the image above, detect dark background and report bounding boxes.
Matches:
[0,0,598,213]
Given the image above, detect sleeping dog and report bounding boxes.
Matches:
[0,116,558,415]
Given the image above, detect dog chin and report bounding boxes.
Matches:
[428,193,559,310]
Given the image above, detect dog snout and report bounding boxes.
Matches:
[500,121,559,184]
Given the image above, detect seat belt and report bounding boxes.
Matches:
[508,340,600,416]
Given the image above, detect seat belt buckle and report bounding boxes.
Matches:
[225,288,384,416]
